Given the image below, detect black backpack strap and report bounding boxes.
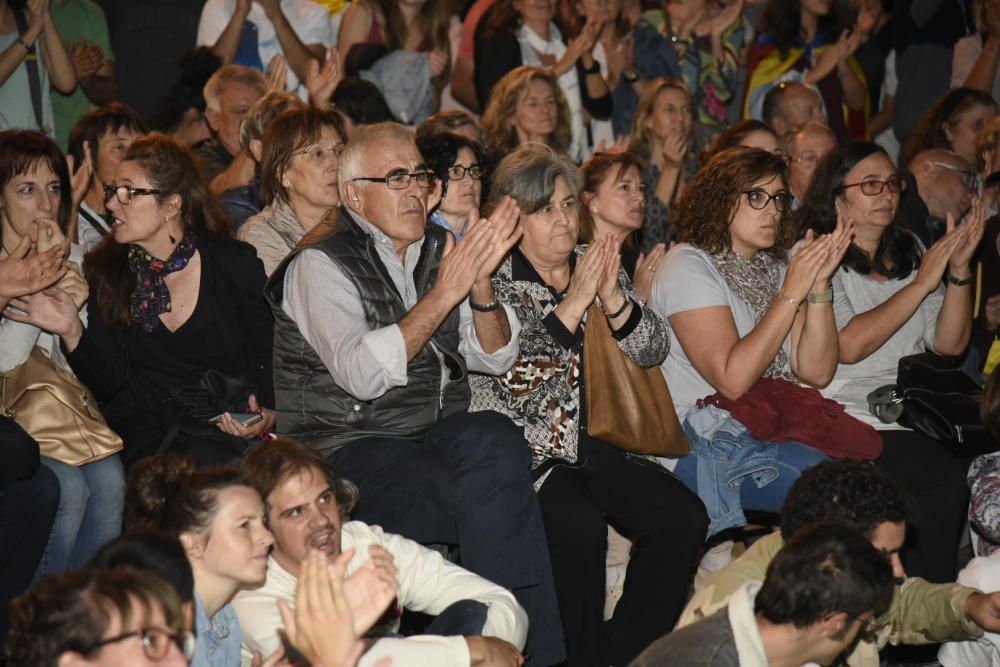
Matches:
[12,10,47,135]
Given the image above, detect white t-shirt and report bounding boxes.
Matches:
[939,553,1000,667]
[649,243,791,421]
[197,0,335,96]
[821,267,943,428]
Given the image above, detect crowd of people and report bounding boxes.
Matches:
[3,0,1000,665]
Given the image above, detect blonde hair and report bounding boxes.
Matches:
[203,65,266,112]
[482,66,572,157]
[976,115,1000,173]
[628,78,692,161]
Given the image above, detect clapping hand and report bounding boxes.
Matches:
[595,232,625,309]
[428,49,449,78]
[68,141,94,213]
[564,236,608,312]
[782,231,834,303]
[632,243,668,302]
[948,195,987,273]
[277,549,395,667]
[708,0,743,37]
[306,47,342,108]
[0,236,65,304]
[70,39,103,79]
[594,136,630,154]
[266,54,288,92]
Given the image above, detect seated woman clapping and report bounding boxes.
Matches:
[648,146,852,535]
[469,144,708,666]
[22,135,276,467]
[238,107,347,276]
[0,130,125,577]
[797,140,986,582]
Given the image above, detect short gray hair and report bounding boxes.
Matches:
[203,65,266,112]
[238,91,304,156]
[486,144,580,216]
[338,122,416,203]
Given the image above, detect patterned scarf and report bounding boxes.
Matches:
[128,232,197,332]
[708,248,796,381]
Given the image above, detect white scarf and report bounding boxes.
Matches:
[516,23,586,161]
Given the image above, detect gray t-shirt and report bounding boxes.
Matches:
[649,244,791,420]
[821,267,943,428]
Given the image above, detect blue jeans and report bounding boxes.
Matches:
[329,410,564,667]
[35,454,125,578]
[672,405,827,535]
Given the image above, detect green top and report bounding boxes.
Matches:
[678,531,984,667]
[50,0,112,150]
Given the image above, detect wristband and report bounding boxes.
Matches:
[946,271,972,287]
[623,70,639,83]
[470,299,501,312]
[776,292,801,307]
[603,296,631,319]
[806,287,834,303]
[15,36,33,52]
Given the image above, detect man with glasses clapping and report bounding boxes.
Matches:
[264,122,565,667]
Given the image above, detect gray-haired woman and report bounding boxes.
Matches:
[468,144,708,667]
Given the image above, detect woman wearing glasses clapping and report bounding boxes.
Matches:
[796,140,986,583]
[647,146,851,535]
[238,107,347,277]
[24,134,277,467]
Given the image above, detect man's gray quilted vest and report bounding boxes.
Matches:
[265,207,470,455]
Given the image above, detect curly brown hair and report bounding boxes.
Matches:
[482,66,572,156]
[673,146,793,257]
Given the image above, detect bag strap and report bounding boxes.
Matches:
[155,409,187,456]
[78,205,111,237]
[12,10,46,134]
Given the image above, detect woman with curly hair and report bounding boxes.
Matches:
[900,87,997,167]
[482,66,573,157]
[648,146,851,534]
[627,78,698,252]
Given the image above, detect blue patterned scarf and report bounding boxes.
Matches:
[128,233,197,332]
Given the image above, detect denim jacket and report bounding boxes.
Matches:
[683,404,782,535]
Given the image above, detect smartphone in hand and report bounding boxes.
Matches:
[209,412,264,427]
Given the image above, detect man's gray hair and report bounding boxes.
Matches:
[203,65,266,112]
[338,122,416,203]
[486,144,581,216]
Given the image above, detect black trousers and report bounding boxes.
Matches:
[537,438,709,667]
[876,429,972,583]
[328,410,565,667]
[0,418,60,640]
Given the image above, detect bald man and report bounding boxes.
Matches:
[908,149,977,244]
[786,122,838,203]
[761,82,827,141]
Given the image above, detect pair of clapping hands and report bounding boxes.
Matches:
[1,220,87,324]
[255,546,398,667]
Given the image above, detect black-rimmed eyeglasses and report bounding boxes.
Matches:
[103,183,163,205]
[838,175,907,196]
[743,189,794,213]
[83,628,196,661]
[351,171,436,190]
[446,164,483,181]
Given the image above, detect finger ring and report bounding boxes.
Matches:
[649,266,656,273]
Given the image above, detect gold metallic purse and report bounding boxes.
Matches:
[1,347,122,466]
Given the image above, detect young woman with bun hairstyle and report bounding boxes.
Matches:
[125,455,279,667]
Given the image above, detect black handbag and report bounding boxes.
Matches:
[156,370,256,463]
[868,352,996,455]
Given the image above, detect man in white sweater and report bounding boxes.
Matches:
[233,438,529,667]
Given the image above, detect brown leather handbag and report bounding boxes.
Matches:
[583,303,689,456]
[1,347,123,466]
